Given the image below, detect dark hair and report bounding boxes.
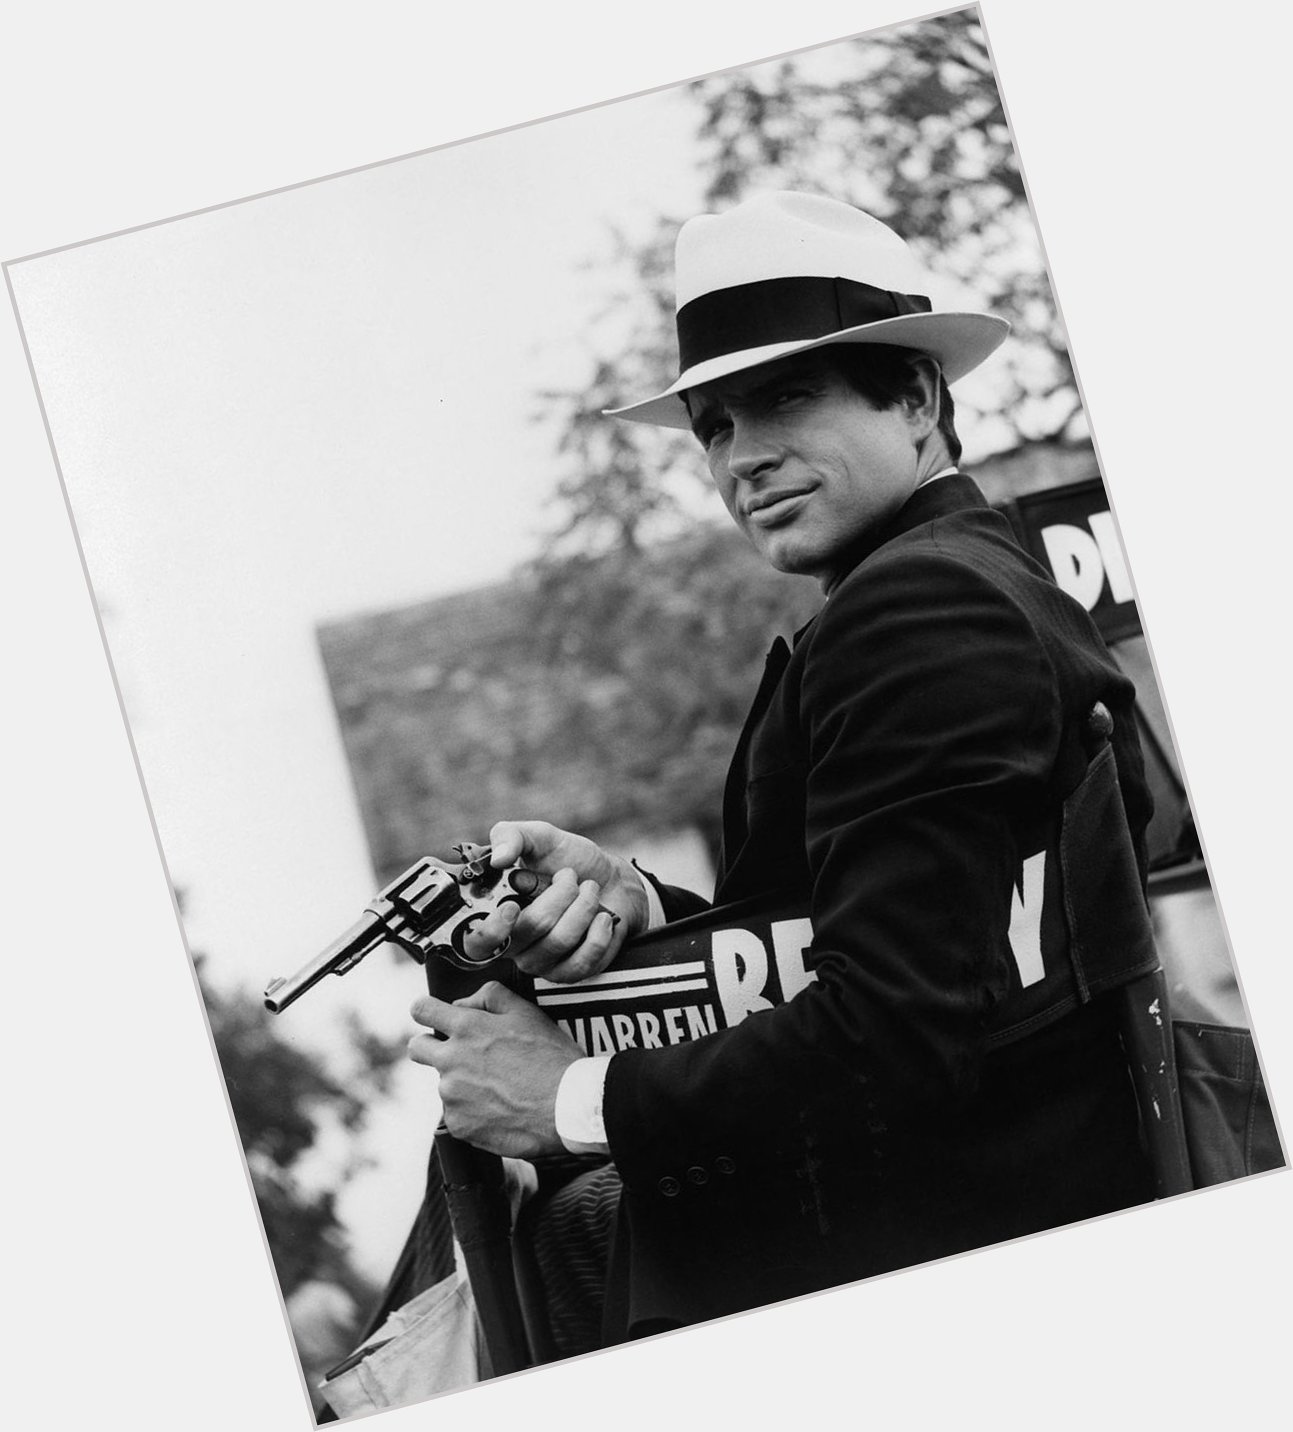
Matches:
[819,343,962,465]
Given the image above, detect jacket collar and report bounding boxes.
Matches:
[824,471,989,593]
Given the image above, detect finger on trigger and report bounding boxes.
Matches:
[478,898,521,944]
[461,901,518,963]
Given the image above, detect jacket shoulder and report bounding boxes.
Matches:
[810,506,1056,655]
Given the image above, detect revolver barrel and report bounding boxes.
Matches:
[263,913,389,1014]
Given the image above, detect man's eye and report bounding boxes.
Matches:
[699,420,731,450]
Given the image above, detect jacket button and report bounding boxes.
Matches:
[686,1165,708,1186]
[658,1175,681,1197]
[715,1156,736,1175]
[1086,701,1114,741]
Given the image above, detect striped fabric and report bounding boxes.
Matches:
[521,1163,622,1359]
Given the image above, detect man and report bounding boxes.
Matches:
[408,192,1157,1338]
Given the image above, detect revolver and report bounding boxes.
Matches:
[264,845,548,1014]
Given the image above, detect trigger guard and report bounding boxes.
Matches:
[449,911,494,964]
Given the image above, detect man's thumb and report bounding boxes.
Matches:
[455,979,521,1015]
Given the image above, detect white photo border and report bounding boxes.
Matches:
[2,3,1288,1429]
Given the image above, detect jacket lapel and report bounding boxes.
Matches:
[716,634,792,887]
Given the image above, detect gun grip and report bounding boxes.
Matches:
[424,957,525,1003]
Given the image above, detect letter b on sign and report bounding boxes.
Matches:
[712,929,773,1027]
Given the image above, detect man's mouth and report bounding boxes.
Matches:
[745,489,812,527]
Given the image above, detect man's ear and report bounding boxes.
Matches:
[903,357,942,442]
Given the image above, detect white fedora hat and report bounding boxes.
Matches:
[607,191,1010,430]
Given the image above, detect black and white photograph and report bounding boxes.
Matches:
[4,3,1290,1429]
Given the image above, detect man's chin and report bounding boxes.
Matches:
[756,535,827,582]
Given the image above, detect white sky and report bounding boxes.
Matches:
[10,86,706,940]
[2,5,1290,1430]
[9,79,720,1279]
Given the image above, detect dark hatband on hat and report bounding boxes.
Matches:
[676,276,932,371]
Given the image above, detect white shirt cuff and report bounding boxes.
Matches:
[554,1055,612,1155]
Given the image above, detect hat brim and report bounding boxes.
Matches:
[605,311,1010,430]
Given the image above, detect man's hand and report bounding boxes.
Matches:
[408,981,585,1159]
[461,820,651,983]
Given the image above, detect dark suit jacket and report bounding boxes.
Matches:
[600,475,1155,1336]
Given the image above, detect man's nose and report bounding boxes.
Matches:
[726,420,780,482]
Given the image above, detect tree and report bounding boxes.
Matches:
[195,954,401,1302]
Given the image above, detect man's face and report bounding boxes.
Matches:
[688,352,926,590]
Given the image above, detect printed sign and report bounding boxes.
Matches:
[1009,477,1142,644]
[527,896,815,1055]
